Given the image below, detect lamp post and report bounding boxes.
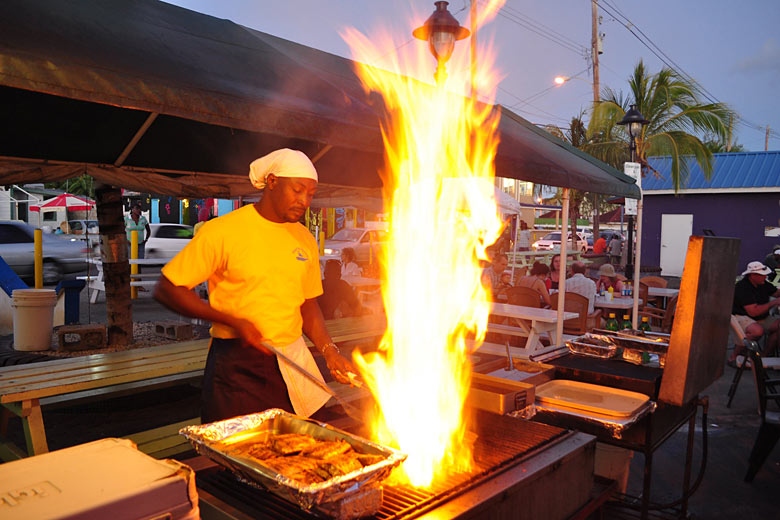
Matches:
[616,104,649,279]
[413,1,470,85]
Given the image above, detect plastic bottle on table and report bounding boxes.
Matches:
[607,286,614,301]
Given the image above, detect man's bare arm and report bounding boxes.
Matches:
[301,298,356,385]
[744,299,780,318]
[153,275,270,354]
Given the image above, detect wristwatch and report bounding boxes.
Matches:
[321,342,340,354]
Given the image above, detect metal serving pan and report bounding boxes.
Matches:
[180,409,406,514]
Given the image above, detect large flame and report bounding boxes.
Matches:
[344,1,505,488]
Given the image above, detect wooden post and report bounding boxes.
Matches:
[95,184,132,346]
[555,189,570,347]
[34,229,42,288]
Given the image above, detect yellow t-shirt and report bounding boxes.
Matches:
[161,205,322,345]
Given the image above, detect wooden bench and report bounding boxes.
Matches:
[0,314,386,461]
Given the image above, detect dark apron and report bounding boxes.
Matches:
[201,338,294,423]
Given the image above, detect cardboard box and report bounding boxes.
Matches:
[0,438,198,520]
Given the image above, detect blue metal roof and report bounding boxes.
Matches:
[644,151,780,191]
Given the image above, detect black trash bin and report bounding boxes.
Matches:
[55,279,86,325]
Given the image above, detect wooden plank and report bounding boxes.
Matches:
[21,399,48,455]
[2,367,205,403]
[126,417,200,445]
[0,348,208,391]
[126,417,200,459]
[0,441,26,462]
[0,339,209,376]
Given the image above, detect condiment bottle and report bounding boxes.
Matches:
[606,313,619,331]
[607,286,614,301]
[621,314,632,330]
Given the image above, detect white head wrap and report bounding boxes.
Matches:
[249,148,318,190]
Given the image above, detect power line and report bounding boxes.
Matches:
[481,0,589,57]
[598,0,780,140]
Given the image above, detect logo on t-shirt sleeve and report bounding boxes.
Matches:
[293,247,309,262]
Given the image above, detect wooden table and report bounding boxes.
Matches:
[648,287,678,298]
[486,302,577,357]
[0,315,386,461]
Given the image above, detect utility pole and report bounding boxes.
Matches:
[766,125,770,151]
[591,0,600,104]
[591,0,601,242]
[726,113,733,152]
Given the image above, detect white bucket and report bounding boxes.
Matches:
[12,289,57,351]
[594,442,634,494]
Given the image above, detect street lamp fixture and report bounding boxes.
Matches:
[413,1,470,84]
[617,104,649,162]
[616,104,648,280]
[553,76,567,86]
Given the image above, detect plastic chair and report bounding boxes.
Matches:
[550,292,602,335]
[506,286,542,308]
[744,349,780,482]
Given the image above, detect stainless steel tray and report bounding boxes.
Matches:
[180,409,406,512]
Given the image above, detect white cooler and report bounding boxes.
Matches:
[0,438,199,520]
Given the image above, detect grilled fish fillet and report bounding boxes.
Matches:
[301,439,352,460]
[272,433,319,454]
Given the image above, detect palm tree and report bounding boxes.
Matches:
[545,116,593,249]
[586,60,735,191]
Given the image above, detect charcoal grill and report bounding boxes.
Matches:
[194,410,596,519]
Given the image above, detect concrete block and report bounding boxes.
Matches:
[56,324,107,351]
[154,321,193,341]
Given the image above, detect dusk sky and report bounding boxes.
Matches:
[168,0,780,153]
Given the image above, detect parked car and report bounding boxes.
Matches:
[144,224,193,258]
[323,228,389,264]
[67,219,99,235]
[587,231,625,251]
[532,231,589,253]
[0,221,88,283]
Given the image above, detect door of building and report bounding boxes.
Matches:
[660,214,693,276]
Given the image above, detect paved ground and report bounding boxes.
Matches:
[2,272,777,518]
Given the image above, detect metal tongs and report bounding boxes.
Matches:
[260,341,365,421]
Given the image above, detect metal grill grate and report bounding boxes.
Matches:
[197,411,566,520]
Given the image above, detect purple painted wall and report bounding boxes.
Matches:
[641,192,780,275]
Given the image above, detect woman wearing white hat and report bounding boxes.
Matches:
[596,263,624,295]
[154,148,358,422]
[730,261,780,363]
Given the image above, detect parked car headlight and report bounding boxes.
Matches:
[324,248,338,255]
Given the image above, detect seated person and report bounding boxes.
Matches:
[516,261,552,308]
[564,261,597,314]
[318,260,365,319]
[481,252,510,300]
[340,247,362,277]
[763,247,780,271]
[596,263,624,294]
[731,261,780,361]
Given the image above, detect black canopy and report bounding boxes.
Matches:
[0,0,639,199]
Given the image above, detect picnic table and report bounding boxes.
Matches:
[80,258,170,303]
[485,302,577,358]
[0,314,386,461]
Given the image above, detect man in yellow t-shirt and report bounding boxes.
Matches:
[154,148,356,422]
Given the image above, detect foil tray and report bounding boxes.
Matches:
[566,334,619,359]
[180,409,406,513]
[592,329,670,354]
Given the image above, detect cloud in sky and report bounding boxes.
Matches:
[734,37,780,75]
